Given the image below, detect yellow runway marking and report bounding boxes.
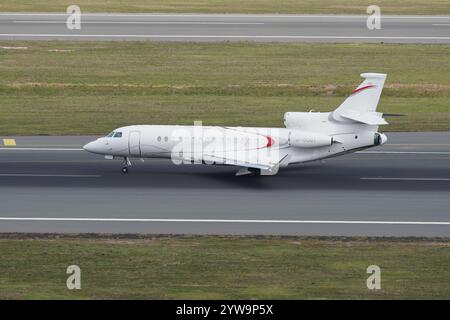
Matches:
[3,139,16,146]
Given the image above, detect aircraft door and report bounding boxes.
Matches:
[128,131,141,157]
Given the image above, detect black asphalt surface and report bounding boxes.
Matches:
[0,132,449,236]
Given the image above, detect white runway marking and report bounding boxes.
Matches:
[432,24,450,26]
[13,21,265,25]
[1,34,450,41]
[361,177,450,181]
[0,217,449,225]
[2,13,450,19]
[0,148,83,151]
[0,174,100,177]
[358,151,450,155]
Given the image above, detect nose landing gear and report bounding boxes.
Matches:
[122,156,132,174]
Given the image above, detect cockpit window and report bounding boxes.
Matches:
[113,132,123,138]
[106,131,115,137]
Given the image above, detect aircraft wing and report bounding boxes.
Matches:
[202,150,287,170]
[178,127,287,173]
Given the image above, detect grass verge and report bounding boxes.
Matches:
[0,0,449,15]
[0,41,449,135]
[1,234,450,299]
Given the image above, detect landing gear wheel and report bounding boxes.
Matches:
[121,156,132,174]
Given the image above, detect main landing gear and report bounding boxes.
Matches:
[122,156,132,174]
[235,167,261,176]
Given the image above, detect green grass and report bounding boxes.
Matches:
[0,0,449,15]
[1,235,450,299]
[0,41,449,135]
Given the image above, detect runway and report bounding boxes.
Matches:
[0,132,449,236]
[1,13,450,43]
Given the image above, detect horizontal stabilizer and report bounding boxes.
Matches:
[383,113,405,117]
[340,111,388,125]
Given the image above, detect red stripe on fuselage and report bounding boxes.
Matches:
[351,84,376,95]
[265,136,275,148]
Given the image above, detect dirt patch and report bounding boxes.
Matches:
[0,233,449,244]
[6,82,448,95]
[0,46,28,50]
[48,49,73,52]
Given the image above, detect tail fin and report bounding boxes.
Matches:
[332,73,387,125]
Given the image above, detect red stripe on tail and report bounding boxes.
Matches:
[351,84,376,95]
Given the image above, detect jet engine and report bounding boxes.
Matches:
[289,130,333,148]
[284,112,327,129]
[374,132,388,146]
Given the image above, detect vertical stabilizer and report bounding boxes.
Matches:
[332,73,387,125]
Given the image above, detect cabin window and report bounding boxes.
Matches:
[106,131,115,137]
[164,136,168,142]
[157,136,161,142]
[113,132,122,138]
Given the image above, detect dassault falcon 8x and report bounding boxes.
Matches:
[83,73,389,176]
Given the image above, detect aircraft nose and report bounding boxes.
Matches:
[83,141,98,153]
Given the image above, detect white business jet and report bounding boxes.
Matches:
[83,73,389,176]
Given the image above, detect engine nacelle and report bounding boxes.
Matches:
[374,132,388,146]
[289,130,333,148]
[284,111,329,129]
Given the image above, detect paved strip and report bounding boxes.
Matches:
[1,13,449,43]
